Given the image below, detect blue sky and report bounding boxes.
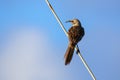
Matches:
[0,0,120,80]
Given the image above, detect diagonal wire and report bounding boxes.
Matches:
[45,0,96,80]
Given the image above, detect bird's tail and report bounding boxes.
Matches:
[64,43,75,65]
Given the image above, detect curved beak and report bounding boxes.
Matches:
[65,20,73,23]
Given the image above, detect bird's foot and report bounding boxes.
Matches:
[76,45,80,54]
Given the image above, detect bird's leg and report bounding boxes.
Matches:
[76,45,80,54]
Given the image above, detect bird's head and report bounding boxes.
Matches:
[66,19,81,26]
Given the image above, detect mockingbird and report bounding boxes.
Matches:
[64,19,85,65]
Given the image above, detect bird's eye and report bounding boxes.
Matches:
[73,21,75,24]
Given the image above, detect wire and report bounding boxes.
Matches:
[45,0,96,80]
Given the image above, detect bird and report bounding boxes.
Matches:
[64,19,85,65]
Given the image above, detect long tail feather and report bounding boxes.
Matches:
[64,44,75,65]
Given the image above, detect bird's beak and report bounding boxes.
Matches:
[65,20,73,23]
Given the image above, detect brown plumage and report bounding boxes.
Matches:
[64,19,84,65]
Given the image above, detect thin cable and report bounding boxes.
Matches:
[45,0,96,80]
[45,0,68,36]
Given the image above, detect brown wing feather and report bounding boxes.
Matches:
[64,26,84,65]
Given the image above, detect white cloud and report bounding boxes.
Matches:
[0,27,67,80]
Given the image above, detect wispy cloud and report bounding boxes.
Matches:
[0,27,66,80]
